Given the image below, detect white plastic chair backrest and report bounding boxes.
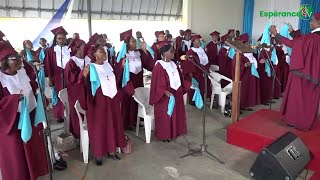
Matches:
[210,65,219,72]
[74,100,87,130]
[58,88,68,106]
[209,72,222,92]
[58,88,69,132]
[220,74,233,91]
[133,87,153,115]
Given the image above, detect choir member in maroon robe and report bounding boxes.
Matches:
[20,40,38,62]
[183,35,210,104]
[151,30,166,61]
[149,42,191,142]
[81,45,126,166]
[274,41,288,94]
[181,29,192,53]
[0,40,48,180]
[35,38,48,57]
[64,38,89,139]
[116,29,154,129]
[206,31,221,65]
[257,47,273,105]
[271,37,282,99]
[44,26,71,123]
[218,33,233,86]
[174,30,185,60]
[270,13,320,130]
[232,34,261,110]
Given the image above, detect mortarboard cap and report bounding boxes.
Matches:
[210,31,220,37]
[155,30,165,38]
[228,29,235,34]
[120,29,133,41]
[0,40,17,62]
[191,35,202,42]
[51,26,68,35]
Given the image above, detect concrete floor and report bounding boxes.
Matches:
[1,98,313,180]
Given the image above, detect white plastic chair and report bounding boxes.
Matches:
[58,88,70,133]
[210,65,219,73]
[74,100,89,164]
[143,69,152,87]
[133,87,155,143]
[209,72,233,113]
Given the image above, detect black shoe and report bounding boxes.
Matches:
[263,103,270,106]
[274,97,280,99]
[108,154,121,160]
[57,118,64,123]
[95,158,103,166]
[53,158,67,171]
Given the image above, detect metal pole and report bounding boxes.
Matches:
[87,0,92,37]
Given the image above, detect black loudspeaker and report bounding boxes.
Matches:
[249,132,311,180]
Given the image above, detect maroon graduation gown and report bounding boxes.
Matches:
[206,41,219,65]
[185,49,211,104]
[118,50,154,129]
[218,47,233,87]
[277,31,320,130]
[44,47,66,119]
[257,49,273,104]
[151,42,162,61]
[232,54,261,108]
[276,46,289,93]
[80,64,126,157]
[0,81,48,180]
[64,59,87,139]
[174,36,184,61]
[149,62,191,140]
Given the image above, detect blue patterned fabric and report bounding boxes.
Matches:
[18,96,32,143]
[89,64,101,96]
[167,95,175,117]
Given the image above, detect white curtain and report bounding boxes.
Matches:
[252,0,300,42]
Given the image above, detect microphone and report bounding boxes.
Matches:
[180,55,193,61]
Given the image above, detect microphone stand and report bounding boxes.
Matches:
[180,56,224,164]
[60,45,66,131]
[261,48,281,110]
[28,60,54,180]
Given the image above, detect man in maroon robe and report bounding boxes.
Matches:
[232,34,261,110]
[206,31,221,65]
[44,26,70,123]
[0,40,48,180]
[270,12,320,130]
[149,42,191,141]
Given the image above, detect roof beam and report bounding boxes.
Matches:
[111,0,114,19]
[176,0,183,20]
[168,0,174,21]
[146,0,151,19]
[119,0,124,19]
[38,0,41,17]
[0,6,182,19]
[153,0,159,21]
[161,0,167,21]
[129,0,134,20]
[137,0,142,20]
[100,0,104,19]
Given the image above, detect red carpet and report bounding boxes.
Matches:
[227,109,320,173]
